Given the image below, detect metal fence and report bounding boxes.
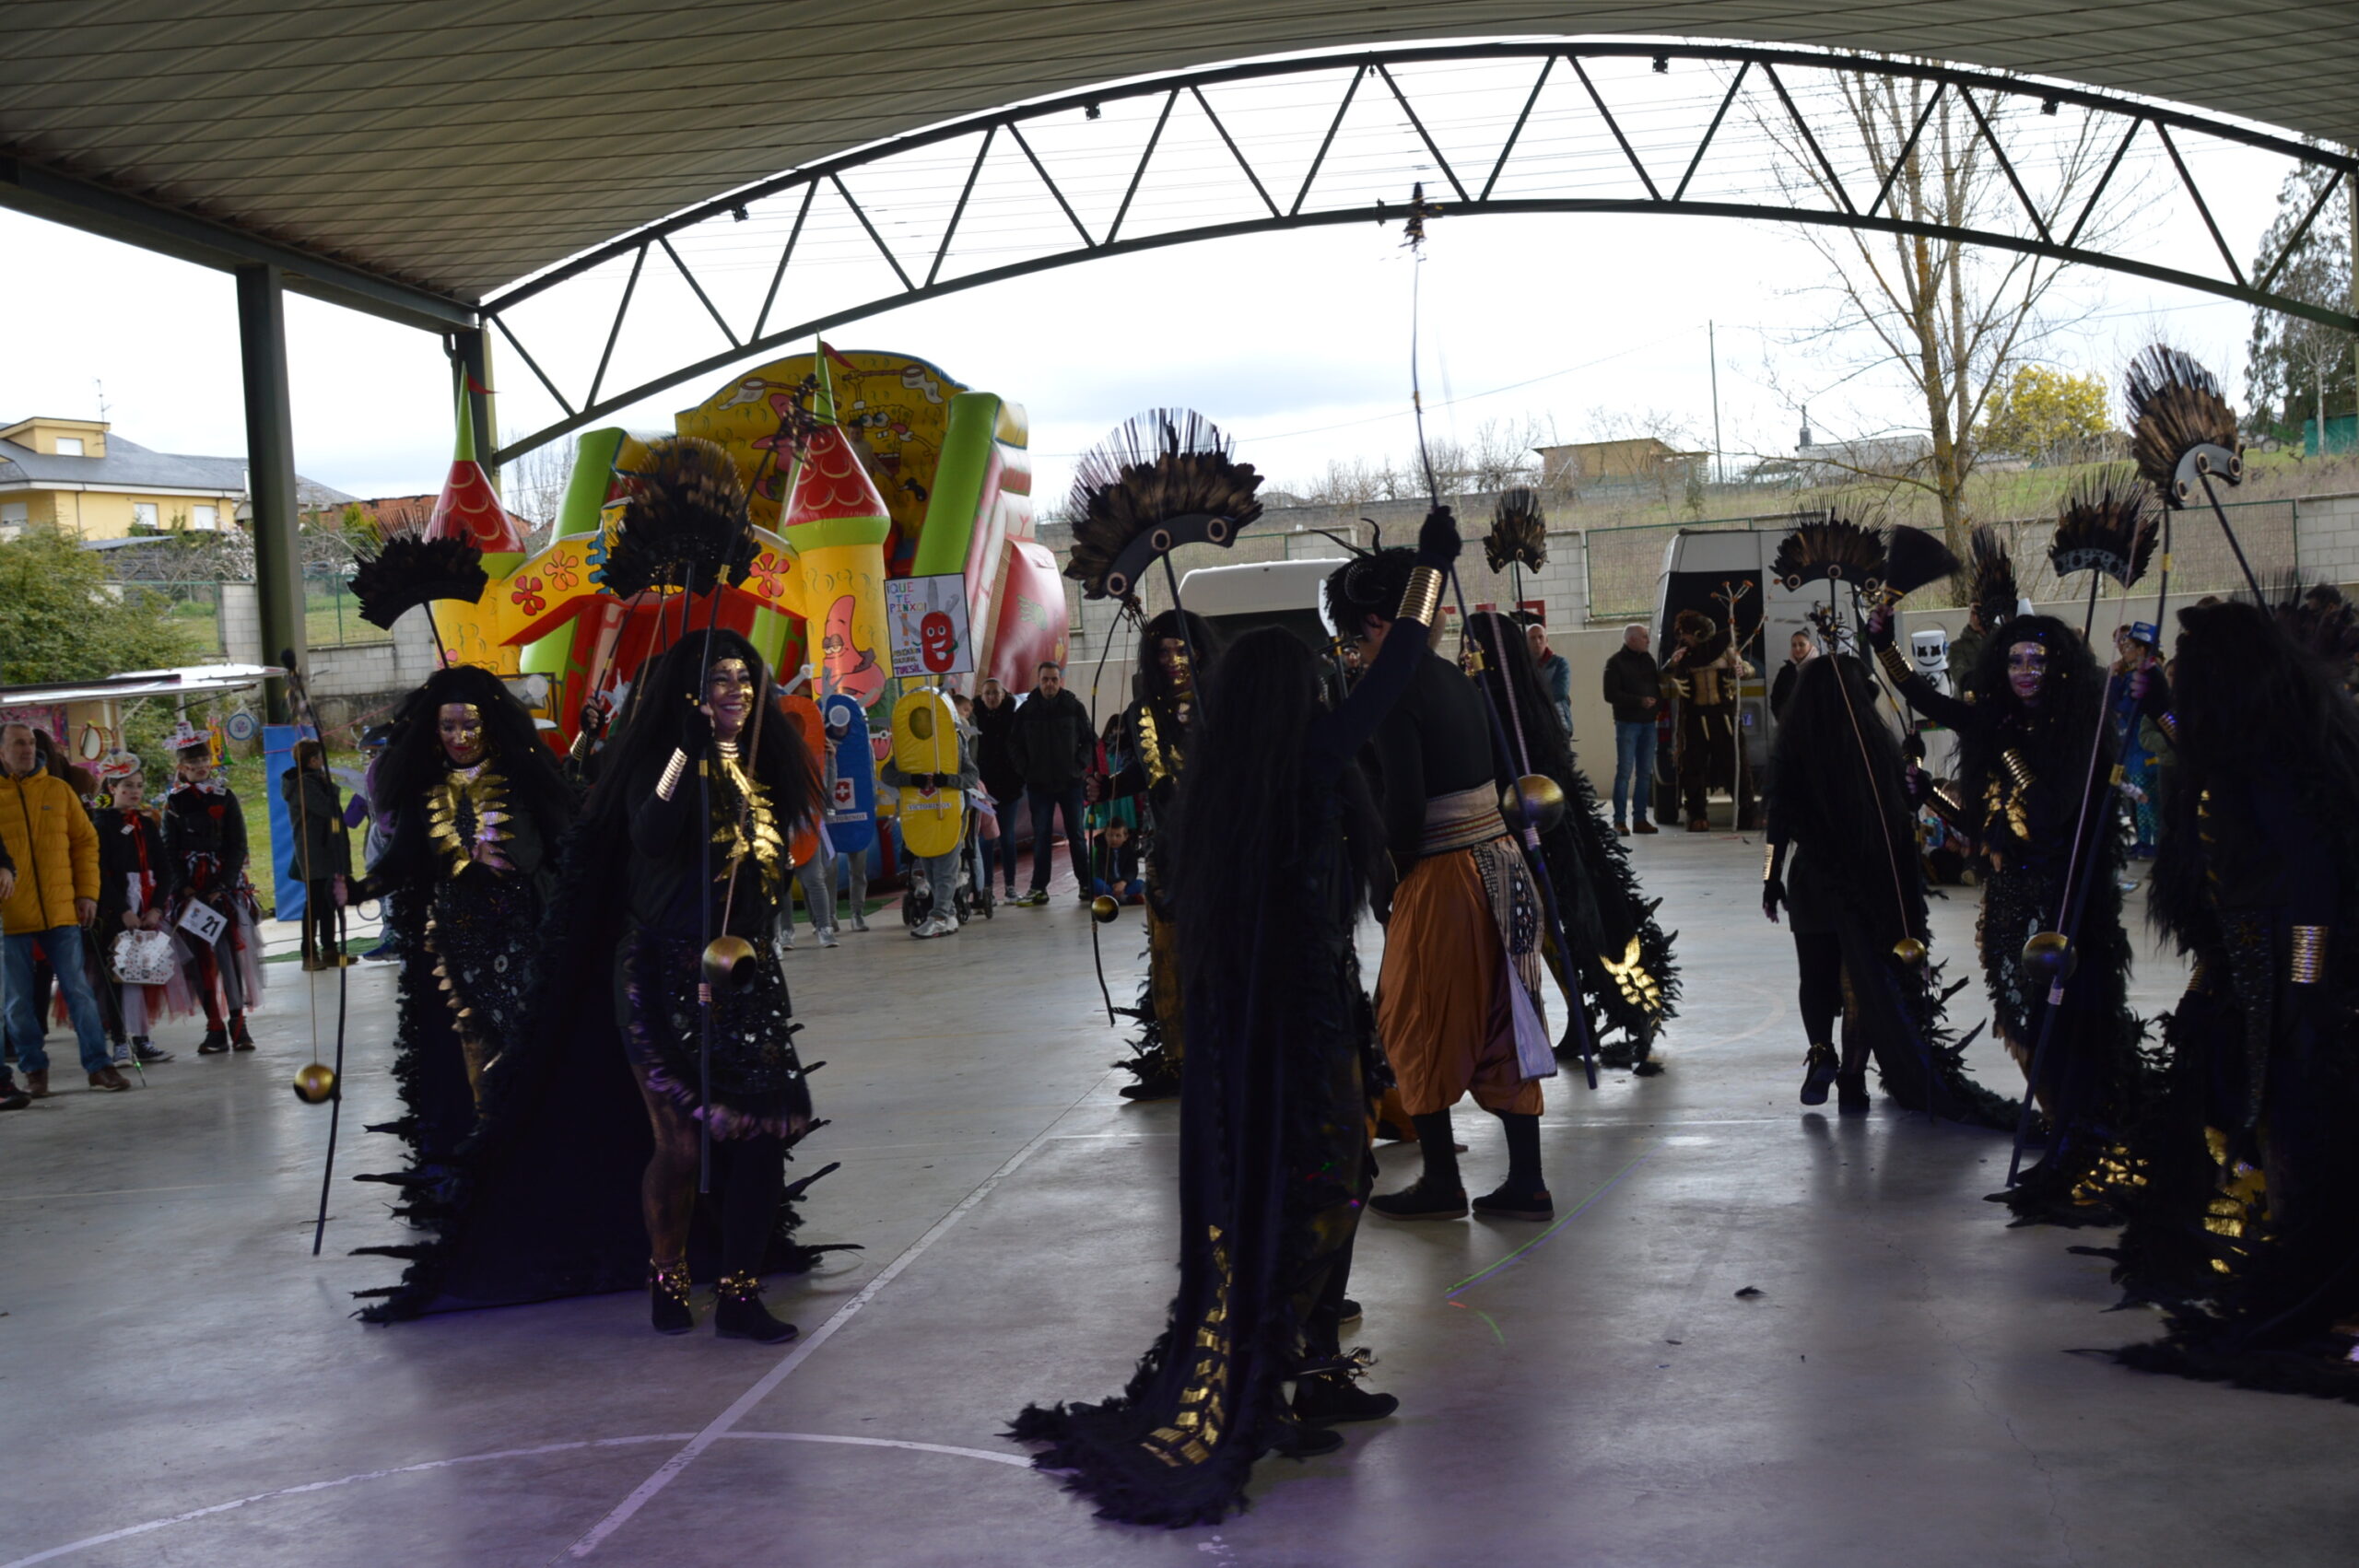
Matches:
[113,567,390,655]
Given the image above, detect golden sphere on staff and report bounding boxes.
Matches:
[1891,937,1928,967]
[701,934,758,990]
[1091,895,1122,924]
[1499,773,1567,834]
[2019,930,2078,985]
[291,1062,339,1105]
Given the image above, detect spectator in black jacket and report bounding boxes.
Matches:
[1009,661,1093,905]
[1602,625,1662,836]
[972,677,1026,900]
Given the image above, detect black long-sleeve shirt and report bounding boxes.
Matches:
[1367,650,1509,860]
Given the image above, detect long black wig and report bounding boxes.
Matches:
[2106,593,2359,1393]
[1014,626,1396,1523]
[1770,655,2015,1127]
[1463,610,1679,1067]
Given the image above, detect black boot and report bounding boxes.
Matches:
[1473,1112,1553,1220]
[1800,1041,1838,1106]
[196,1024,229,1055]
[229,1012,254,1051]
[1837,1072,1871,1113]
[714,1137,796,1342]
[1292,1371,1400,1425]
[1267,1418,1344,1458]
[650,1258,694,1336]
[714,1271,798,1343]
[1372,1111,1466,1219]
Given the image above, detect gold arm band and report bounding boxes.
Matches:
[2158,710,2177,742]
[2290,925,2328,986]
[1396,565,1444,626]
[1877,643,1915,687]
[1762,843,1779,880]
[656,747,689,802]
[2002,749,2035,791]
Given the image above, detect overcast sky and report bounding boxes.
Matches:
[0,44,2292,509]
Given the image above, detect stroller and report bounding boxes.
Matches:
[899,792,996,930]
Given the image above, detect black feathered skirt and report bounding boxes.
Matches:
[616,923,813,1140]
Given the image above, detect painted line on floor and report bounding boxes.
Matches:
[0,1432,1028,1568]
[557,1085,1097,1561]
[1444,1140,1661,1300]
[0,1436,687,1568]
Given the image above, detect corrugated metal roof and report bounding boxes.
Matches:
[0,3,2350,304]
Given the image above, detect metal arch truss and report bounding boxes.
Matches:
[483,41,2359,465]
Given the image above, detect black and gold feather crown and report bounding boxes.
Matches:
[605,436,757,599]
[1484,487,1547,574]
[1063,409,1263,602]
[2125,345,2240,502]
[2049,463,2158,589]
[1772,515,1885,591]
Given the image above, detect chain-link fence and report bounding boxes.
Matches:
[113,567,390,656]
[116,580,227,657]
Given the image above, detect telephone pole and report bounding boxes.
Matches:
[1708,321,1724,485]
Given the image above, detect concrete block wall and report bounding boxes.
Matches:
[2294,492,2359,584]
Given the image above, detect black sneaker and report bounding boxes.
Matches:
[196,1028,229,1055]
[1269,1419,1344,1458]
[1292,1373,1400,1426]
[1472,1182,1555,1221]
[1800,1043,1838,1106]
[1118,1066,1181,1103]
[0,1080,27,1111]
[1337,1299,1362,1324]
[1370,1176,1468,1221]
[229,1016,255,1051]
[132,1038,175,1064]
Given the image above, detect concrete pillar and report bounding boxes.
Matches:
[236,263,303,721]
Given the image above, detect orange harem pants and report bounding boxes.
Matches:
[1376,847,1544,1118]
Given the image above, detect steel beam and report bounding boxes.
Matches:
[0,157,475,333]
[236,264,304,722]
[450,327,498,491]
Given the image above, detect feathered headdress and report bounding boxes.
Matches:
[1966,524,2021,629]
[604,436,758,598]
[1772,515,1886,592]
[1063,409,1263,602]
[2126,345,2241,504]
[2048,464,2158,589]
[1882,525,1961,603]
[350,532,489,632]
[1484,487,1547,574]
[2271,577,2359,672]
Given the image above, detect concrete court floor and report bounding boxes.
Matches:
[5,832,2356,1568]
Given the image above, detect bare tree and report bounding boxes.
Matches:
[499,432,576,551]
[1752,64,2129,556]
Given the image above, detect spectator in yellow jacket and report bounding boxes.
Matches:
[1,721,125,1094]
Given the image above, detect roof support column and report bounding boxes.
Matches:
[237,263,304,722]
[451,326,498,494]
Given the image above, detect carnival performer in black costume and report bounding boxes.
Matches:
[340,666,574,1171]
[162,738,263,1054]
[2102,592,2359,1395]
[1762,654,2014,1123]
[1011,509,1460,1525]
[1094,608,1221,1102]
[354,631,835,1340]
[1462,610,1677,1070]
[1868,532,2142,1222]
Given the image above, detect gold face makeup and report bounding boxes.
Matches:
[440,703,487,766]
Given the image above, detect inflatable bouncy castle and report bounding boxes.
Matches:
[463,345,1064,748]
